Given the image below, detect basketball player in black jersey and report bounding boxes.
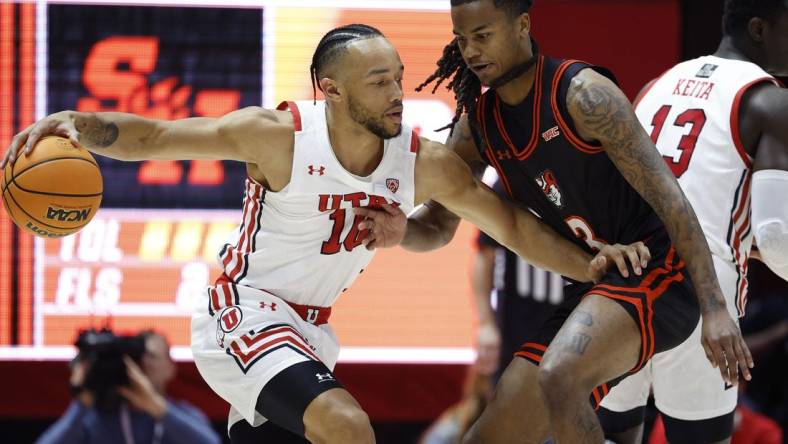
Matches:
[360,1,753,442]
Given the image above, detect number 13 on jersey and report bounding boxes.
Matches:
[648,105,707,178]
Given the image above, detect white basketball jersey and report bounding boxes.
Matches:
[635,55,779,316]
[218,100,418,307]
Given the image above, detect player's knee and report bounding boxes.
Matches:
[320,405,374,443]
[538,357,586,403]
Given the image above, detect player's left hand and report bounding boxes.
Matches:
[117,355,168,419]
[587,241,651,282]
[354,204,407,250]
[701,308,753,386]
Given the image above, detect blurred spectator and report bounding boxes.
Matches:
[36,330,221,444]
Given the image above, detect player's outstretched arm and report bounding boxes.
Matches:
[416,140,646,283]
[566,68,752,385]
[401,115,485,252]
[1,107,292,168]
[749,85,788,281]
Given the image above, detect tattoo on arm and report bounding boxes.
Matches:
[75,115,119,148]
[568,75,724,312]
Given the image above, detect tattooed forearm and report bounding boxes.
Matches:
[568,72,725,312]
[74,114,119,148]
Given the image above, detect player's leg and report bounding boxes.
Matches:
[648,255,739,444]
[462,357,551,444]
[596,406,646,444]
[537,294,642,443]
[596,362,652,444]
[649,323,737,444]
[193,285,373,444]
[229,418,310,444]
[251,359,374,443]
[463,297,583,444]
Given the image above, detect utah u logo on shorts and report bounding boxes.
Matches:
[218,306,244,334]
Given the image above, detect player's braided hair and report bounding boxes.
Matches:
[723,0,787,38]
[310,24,384,102]
[417,0,535,133]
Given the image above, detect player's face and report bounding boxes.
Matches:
[763,5,788,75]
[341,38,404,139]
[451,0,530,87]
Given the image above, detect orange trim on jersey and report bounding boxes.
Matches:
[491,55,545,160]
[600,383,609,397]
[410,132,420,153]
[522,342,547,352]
[480,92,514,198]
[550,60,604,154]
[730,77,779,168]
[589,289,650,372]
[591,388,602,406]
[515,350,543,363]
[277,100,302,132]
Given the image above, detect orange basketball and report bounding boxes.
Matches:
[1,136,103,238]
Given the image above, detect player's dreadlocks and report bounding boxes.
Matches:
[310,24,384,103]
[417,0,535,133]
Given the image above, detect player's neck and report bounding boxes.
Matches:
[713,36,758,66]
[326,109,384,176]
[493,62,538,106]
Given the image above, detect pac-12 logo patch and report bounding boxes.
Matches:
[535,170,563,208]
[695,63,718,78]
[386,178,399,194]
[218,306,243,334]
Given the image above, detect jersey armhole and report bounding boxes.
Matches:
[276,101,302,132]
[551,61,606,154]
[730,77,781,168]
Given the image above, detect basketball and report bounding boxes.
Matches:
[1,136,103,238]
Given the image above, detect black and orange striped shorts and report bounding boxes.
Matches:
[515,231,700,409]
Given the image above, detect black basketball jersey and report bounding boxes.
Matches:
[473,55,665,261]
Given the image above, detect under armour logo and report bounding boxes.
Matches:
[308,165,325,176]
[316,372,335,383]
[496,150,512,160]
[259,301,277,311]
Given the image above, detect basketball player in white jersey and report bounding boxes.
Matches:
[2,25,650,444]
[598,2,788,443]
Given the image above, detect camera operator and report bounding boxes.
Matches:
[36,330,221,444]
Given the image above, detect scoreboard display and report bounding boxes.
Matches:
[0,0,681,362]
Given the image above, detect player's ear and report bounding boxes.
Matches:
[518,12,531,39]
[319,77,342,103]
[747,17,766,44]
